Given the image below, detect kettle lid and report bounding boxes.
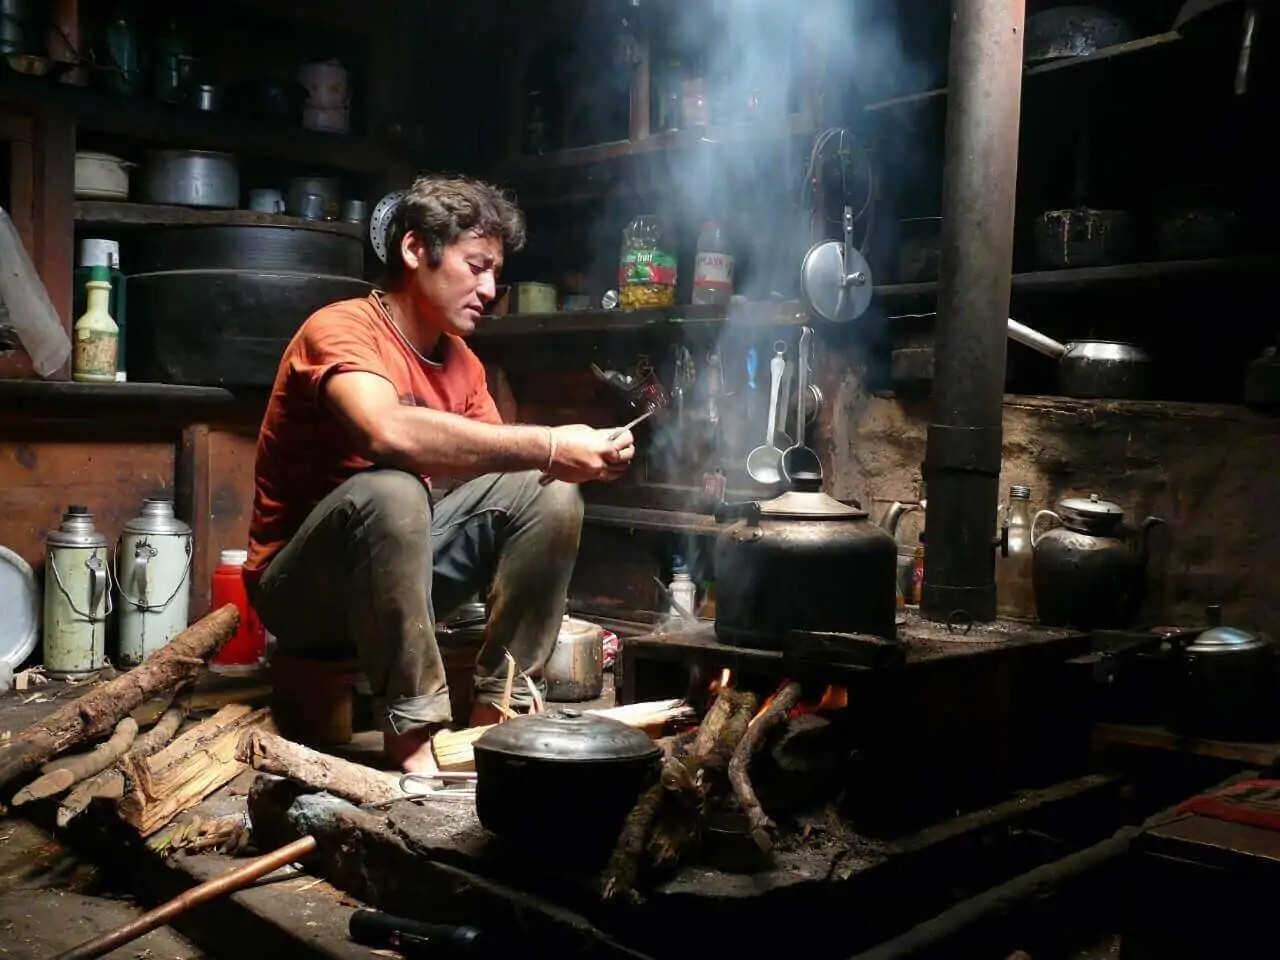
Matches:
[1059,493,1124,519]
[123,498,192,536]
[759,472,866,520]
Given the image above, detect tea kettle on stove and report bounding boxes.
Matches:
[1031,493,1163,630]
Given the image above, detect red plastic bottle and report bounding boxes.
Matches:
[210,549,266,670]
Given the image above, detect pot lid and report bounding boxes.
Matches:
[1059,493,1124,519]
[123,499,191,537]
[45,506,107,548]
[475,709,660,762]
[0,545,39,670]
[759,474,866,520]
[1187,603,1269,652]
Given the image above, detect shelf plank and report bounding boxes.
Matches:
[0,73,399,175]
[74,201,364,238]
[877,256,1277,301]
[472,300,810,339]
[584,503,719,536]
[0,379,236,405]
[863,31,1183,114]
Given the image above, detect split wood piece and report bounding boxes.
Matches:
[0,604,240,793]
[12,717,138,806]
[729,681,803,852]
[432,699,692,772]
[57,696,190,828]
[246,780,652,960]
[118,704,274,836]
[236,729,404,806]
[600,688,758,904]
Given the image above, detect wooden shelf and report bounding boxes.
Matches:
[864,31,1183,114]
[0,72,399,175]
[497,113,815,177]
[471,299,810,339]
[0,379,237,405]
[74,201,365,237]
[584,503,719,536]
[877,256,1277,302]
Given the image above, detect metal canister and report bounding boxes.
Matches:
[544,616,605,702]
[116,499,192,667]
[43,506,111,679]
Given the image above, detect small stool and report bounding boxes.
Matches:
[270,651,360,746]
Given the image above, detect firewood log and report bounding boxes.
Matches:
[12,717,137,806]
[728,681,803,852]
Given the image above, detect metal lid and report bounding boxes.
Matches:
[474,710,660,763]
[219,548,248,567]
[1188,625,1269,653]
[759,474,866,520]
[1009,484,1031,499]
[0,545,39,670]
[1059,493,1123,519]
[123,499,191,537]
[45,507,107,548]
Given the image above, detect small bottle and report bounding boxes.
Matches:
[668,557,697,618]
[692,220,734,306]
[72,266,118,383]
[210,549,267,672]
[996,484,1037,619]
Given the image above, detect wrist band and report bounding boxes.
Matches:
[544,428,556,473]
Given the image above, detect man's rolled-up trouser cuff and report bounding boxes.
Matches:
[380,690,453,735]
[474,675,548,710]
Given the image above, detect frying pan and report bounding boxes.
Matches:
[1007,318,1152,399]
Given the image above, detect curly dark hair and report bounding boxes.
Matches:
[385,174,526,281]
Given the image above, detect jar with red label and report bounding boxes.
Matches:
[693,220,734,306]
[210,548,266,671]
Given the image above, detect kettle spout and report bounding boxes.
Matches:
[880,501,918,539]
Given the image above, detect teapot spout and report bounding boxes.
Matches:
[880,501,918,540]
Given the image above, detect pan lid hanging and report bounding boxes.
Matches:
[369,190,405,265]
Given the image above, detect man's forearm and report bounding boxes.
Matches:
[372,406,551,476]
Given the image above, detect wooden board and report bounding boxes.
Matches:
[75,201,364,238]
[0,439,174,569]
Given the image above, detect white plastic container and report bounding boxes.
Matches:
[0,207,72,376]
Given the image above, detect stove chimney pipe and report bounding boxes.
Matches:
[920,0,1026,623]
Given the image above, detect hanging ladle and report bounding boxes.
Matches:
[745,341,787,485]
[781,326,823,482]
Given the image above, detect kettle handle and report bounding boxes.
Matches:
[1031,509,1062,548]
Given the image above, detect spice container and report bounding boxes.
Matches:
[693,220,733,306]
[619,215,676,309]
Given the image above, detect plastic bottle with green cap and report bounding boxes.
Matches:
[72,265,119,383]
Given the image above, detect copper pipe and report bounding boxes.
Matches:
[51,835,317,960]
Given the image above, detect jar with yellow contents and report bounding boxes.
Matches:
[618,214,677,309]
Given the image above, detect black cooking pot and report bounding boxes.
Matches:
[472,710,660,866]
[1169,605,1279,740]
[712,472,899,649]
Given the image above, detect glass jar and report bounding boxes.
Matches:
[693,220,734,306]
[996,484,1037,619]
[619,215,677,309]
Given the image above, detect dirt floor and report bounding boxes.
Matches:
[0,818,202,960]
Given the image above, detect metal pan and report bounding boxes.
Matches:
[1007,318,1151,400]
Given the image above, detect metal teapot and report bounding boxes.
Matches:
[1031,493,1163,630]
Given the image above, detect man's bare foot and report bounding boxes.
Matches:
[469,703,506,727]
[383,725,440,775]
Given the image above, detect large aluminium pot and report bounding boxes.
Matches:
[1007,318,1151,399]
[712,472,898,649]
[1168,604,1278,740]
[473,710,660,865]
[139,150,240,209]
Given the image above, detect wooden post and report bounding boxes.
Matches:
[176,424,213,618]
[629,34,651,143]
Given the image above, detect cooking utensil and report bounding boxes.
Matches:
[139,150,239,209]
[247,189,285,214]
[1174,0,1262,95]
[538,409,654,486]
[1024,6,1136,62]
[800,206,875,324]
[1033,131,1133,269]
[295,192,326,221]
[74,152,134,201]
[543,616,605,702]
[0,544,38,670]
[1170,603,1278,739]
[288,176,340,219]
[191,83,219,111]
[341,198,368,224]
[369,190,405,265]
[512,282,556,314]
[1007,318,1151,399]
[781,326,822,483]
[472,710,661,864]
[746,342,787,485]
[1031,494,1163,630]
[712,475,899,649]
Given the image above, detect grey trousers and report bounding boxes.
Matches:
[247,470,584,734]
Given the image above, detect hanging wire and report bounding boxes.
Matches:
[797,127,877,251]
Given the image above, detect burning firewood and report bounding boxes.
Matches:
[600,676,759,904]
[729,681,804,852]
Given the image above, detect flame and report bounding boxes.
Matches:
[808,684,849,714]
[708,667,733,695]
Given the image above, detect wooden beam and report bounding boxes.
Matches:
[32,109,74,379]
[177,425,214,619]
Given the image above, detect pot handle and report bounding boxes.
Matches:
[1031,509,1062,548]
[713,501,762,525]
[1008,318,1067,360]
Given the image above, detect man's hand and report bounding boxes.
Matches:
[545,424,635,484]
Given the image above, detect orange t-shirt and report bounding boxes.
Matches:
[244,293,500,581]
